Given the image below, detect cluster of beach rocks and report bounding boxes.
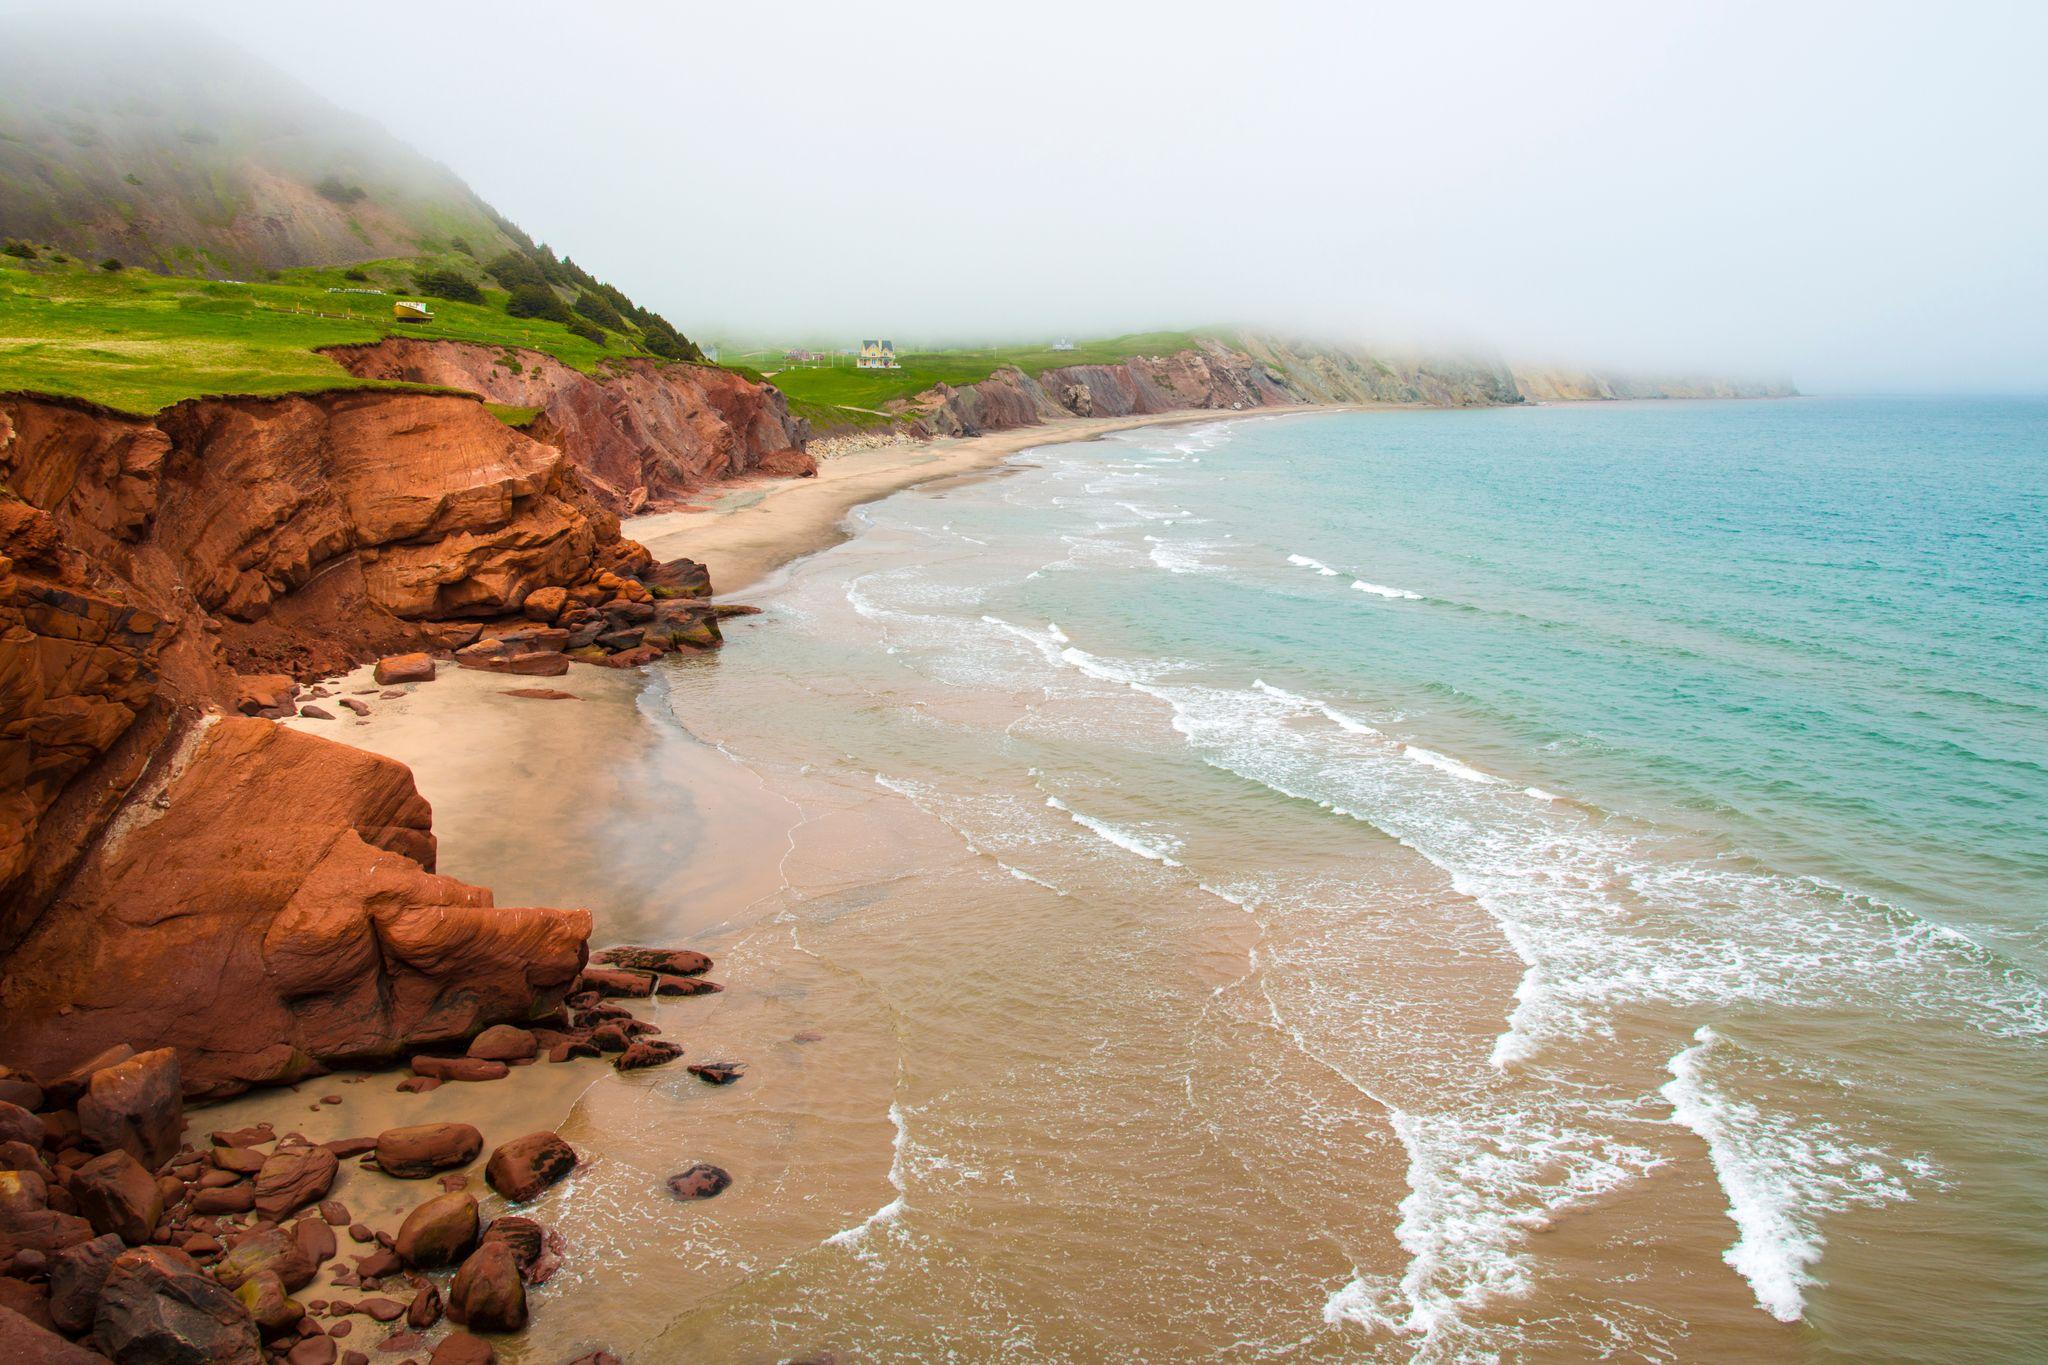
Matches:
[0,946,740,1363]
[231,564,760,725]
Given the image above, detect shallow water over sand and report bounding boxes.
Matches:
[311,401,2045,1362]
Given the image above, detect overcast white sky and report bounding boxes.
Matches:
[93,3,2048,387]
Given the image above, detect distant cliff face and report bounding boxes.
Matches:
[328,340,813,513]
[1509,368,1799,401]
[876,335,1522,440]
[835,333,1789,444]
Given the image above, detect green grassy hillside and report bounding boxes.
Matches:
[0,251,655,415]
[0,22,521,277]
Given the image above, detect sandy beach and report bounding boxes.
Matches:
[629,406,1333,594]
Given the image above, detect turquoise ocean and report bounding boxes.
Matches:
[642,395,2047,1360]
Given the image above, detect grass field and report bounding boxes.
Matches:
[1,249,1227,431]
[722,331,1221,429]
[0,253,645,415]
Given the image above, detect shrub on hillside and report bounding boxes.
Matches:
[1,240,36,259]
[412,268,484,304]
[573,290,625,331]
[342,268,368,281]
[505,281,572,323]
[316,175,366,204]
[567,320,605,345]
[99,257,122,271]
[639,316,702,362]
[486,251,548,291]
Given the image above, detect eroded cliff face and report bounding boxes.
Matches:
[0,389,658,1095]
[0,716,589,1097]
[326,340,813,513]
[834,334,1787,445]
[885,335,1523,440]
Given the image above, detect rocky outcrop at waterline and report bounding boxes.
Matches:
[324,340,813,515]
[0,942,730,1360]
[0,388,728,1097]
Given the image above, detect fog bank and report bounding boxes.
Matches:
[36,0,2048,390]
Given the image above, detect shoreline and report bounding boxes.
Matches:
[628,403,1364,595]
[195,402,1424,1359]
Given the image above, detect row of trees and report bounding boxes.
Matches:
[407,239,702,361]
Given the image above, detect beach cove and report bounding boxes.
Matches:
[253,397,2046,1362]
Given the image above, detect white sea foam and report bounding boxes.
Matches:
[981,615,1069,668]
[1057,644,1158,690]
[1353,579,1425,601]
[1144,535,1223,575]
[825,1101,912,1252]
[877,772,1072,895]
[1007,646,2027,1341]
[1288,553,1341,576]
[1252,678,1381,734]
[829,462,2041,1351]
[1661,1027,1914,1323]
[1403,745,1502,785]
[1044,795,1182,866]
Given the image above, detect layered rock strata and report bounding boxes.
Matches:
[325,341,813,514]
[0,389,717,1098]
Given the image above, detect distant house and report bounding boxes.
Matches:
[857,338,899,369]
[392,299,433,324]
[784,348,820,362]
[1050,338,1075,351]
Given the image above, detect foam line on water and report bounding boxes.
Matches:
[1404,745,1502,785]
[1353,579,1425,601]
[875,772,1071,896]
[1043,794,1182,866]
[1660,1026,1915,1322]
[1252,678,1380,735]
[824,1100,912,1251]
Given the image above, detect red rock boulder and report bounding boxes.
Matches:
[592,945,712,977]
[483,1133,578,1204]
[446,1241,526,1333]
[0,1303,105,1363]
[394,1192,477,1269]
[77,1047,183,1169]
[372,653,435,686]
[373,1124,482,1179]
[252,1146,337,1219]
[69,1150,162,1245]
[94,1246,262,1363]
[0,718,590,1098]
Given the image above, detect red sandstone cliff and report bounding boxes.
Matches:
[0,389,686,1096]
[325,340,813,514]
[893,341,1299,439]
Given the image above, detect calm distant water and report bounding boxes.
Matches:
[568,397,2048,1362]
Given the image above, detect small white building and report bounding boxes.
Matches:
[1050,338,1075,351]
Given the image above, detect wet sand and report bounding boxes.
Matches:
[281,660,794,939]
[628,406,1339,595]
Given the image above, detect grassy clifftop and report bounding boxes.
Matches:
[0,251,663,415]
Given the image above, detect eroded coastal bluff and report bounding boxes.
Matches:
[0,331,1785,1361]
